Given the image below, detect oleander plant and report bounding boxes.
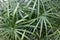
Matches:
[0,0,60,40]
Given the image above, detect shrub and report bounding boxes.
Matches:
[0,0,60,40]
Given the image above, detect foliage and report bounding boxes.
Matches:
[0,0,60,40]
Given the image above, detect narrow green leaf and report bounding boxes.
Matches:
[16,19,26,24]
[13,3,19,17]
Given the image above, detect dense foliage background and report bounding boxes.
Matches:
[0,0,60,40]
